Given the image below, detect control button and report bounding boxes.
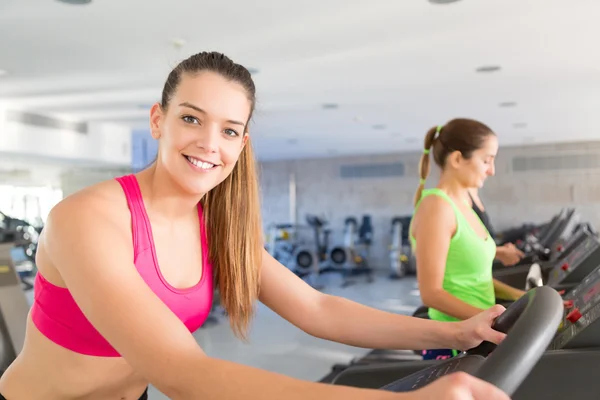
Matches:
[563,300,574,308]
[567,308,582,323]
[561,263,570,271]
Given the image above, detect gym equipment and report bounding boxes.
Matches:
[328,217,372,275]
[265,223,319,279]
[549,262,600,350]
[388,216,415,279]
[0,243,31,376]
[494,226,600,292]
[327,260,600,399]
[305,214,373,287]
[328,286,563,397]
[499,208,578,269]
[0,211,39,290]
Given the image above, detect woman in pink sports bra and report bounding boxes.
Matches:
[0,52,510,400]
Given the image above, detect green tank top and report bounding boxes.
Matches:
[410,188,497,322]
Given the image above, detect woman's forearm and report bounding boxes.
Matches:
[304,294,459,351]
[493,279,526,301]
[166,352,399,400]
[422,290,485,321]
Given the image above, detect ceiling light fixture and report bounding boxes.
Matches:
[171,38,186,49]
[56,0,92,4]
[513,122,528,128]
[499,101,517,108]
[322,103,339,110]
[372,124,386,130]
[0,69,7,76]
[476,65,501,73]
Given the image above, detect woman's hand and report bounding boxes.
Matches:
[451,305,507,351]
[412,372,509,400]
[496,243,525,266]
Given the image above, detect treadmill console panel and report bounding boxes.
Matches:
[546,235,600,286]
[550,265,600,350]
[381,355,484,392]
[552,230,588,263]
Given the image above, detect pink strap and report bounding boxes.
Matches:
[115,175,151,259]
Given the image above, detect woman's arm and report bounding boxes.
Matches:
[413,196,486,321]
[44,193,397,400]
[493,279,526,301]
[259,250,455,350]
[259,249,505,352]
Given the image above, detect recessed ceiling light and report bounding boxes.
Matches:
[322,103,339,110]
[428,0,462,4]
[0,69,7,76]
[499,101,517,108]
[476,65,501,73]
[56,0,92,4]
[513,122,528,128]
[372,124,386,130]
[171,38,186,49]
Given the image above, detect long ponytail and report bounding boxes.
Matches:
[413,126,441,207]
[201,138,263,341]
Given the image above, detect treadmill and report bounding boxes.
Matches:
[495,227,600,293]
[330,264,600,399]
[329,286,566,398]
[0,243,31,375]
[493,208,588,290]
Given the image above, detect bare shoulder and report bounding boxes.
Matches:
[39,179,133,275]
[414,194,455,225]
[49,178,130,229]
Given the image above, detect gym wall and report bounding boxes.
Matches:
[259,140,600,270]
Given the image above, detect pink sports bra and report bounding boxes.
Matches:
[30,174,214,357]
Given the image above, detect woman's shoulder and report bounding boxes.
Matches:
[413,191,457,231]
[416,190,454,215]
[49,177,132,233]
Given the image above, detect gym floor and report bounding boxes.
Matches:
[154,273,420,399]
[24,273,421,399]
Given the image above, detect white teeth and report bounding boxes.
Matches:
[186,156,215,170]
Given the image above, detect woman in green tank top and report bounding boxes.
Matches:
[409,119,526,360]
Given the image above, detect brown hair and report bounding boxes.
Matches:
[161,51,262,340]
[413,118,495,206]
